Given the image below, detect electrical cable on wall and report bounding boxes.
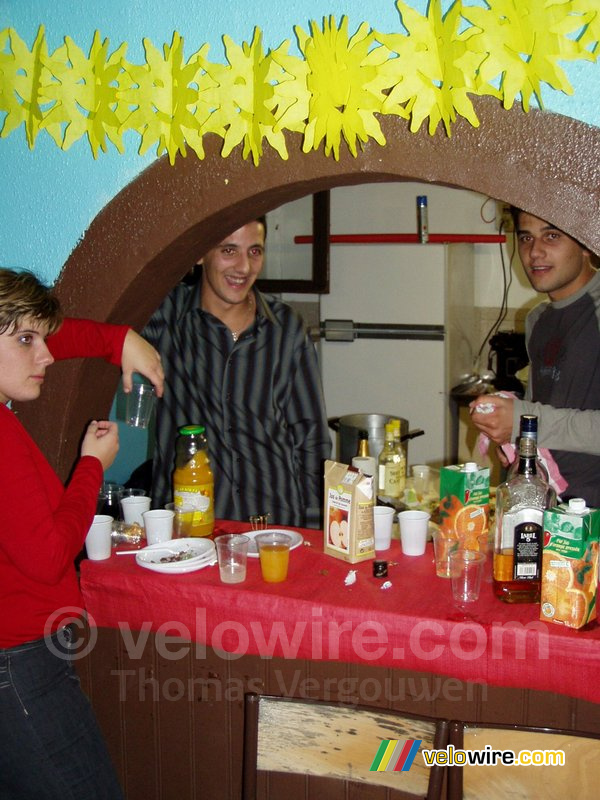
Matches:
[473,220,517,376]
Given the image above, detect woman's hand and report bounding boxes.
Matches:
[121,329,164,397]
[469,394,514,445]
[81,420,119,471]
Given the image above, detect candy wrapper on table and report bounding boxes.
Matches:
[111,521,145,546]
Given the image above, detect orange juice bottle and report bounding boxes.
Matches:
[173,425,214,537]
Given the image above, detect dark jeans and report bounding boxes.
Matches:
[0,627,124,800]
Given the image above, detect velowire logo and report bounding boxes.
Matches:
[370,739,422,772]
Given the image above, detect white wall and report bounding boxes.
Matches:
[314,182,538,467]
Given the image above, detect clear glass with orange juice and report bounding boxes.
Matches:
[255,532,292,583]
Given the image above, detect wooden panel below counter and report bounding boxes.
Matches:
[76,628,600,800]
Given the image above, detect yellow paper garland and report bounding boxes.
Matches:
[0,0,598,164]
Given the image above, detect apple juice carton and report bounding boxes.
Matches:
[323,460,375,563]
[540,499,599,629]
[438,462,490,548]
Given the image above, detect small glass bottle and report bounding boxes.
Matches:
[391,418,407,496]
[493,434,556,603]
[172,425,215,537]
[378,423,403,499]
[356,429,370,458]
[417,195,429,244]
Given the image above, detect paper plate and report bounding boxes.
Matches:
[243,528,304,558]
[135,538,217,574]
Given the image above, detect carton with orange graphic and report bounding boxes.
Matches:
[540,501,599,629]
[438,462,490,550]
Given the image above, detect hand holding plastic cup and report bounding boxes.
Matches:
[255,532,292,583]
[125,382,156,428]
[398,509,430,556]
[143,509,174,545]
[86,514,113,560]
[215,534,250,584]
[450,549,486,603]
[373,506,395,551]
[121,495,151,526]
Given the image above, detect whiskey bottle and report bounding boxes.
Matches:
[506,414,549,483]
[378,422,403,499]
[493,433,556,603]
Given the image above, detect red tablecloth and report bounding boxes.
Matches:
[79,520,600,704]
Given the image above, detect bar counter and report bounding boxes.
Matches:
[77,520,600,799]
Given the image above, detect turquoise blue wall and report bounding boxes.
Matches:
[1,0,599,284]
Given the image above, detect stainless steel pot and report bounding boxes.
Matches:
[328,413,423,465]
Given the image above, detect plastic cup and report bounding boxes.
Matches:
[432,530,460,577]
[143,509,174,545]
[125,382,156,428]
[86,514,113,560]
[255,532,292,583]
[398,509,430,556]
[373,506,395,551]
[97,481,123,517]
[165,502,195,538]
[411,464,430,501]
[450,549,486,603]
[215,534,250,584]
[118,487,146,500]
[117,487,147,519]
[121,495,151,526]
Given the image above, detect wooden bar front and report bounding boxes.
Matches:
[76,627,599,800]
[76,521,600,799]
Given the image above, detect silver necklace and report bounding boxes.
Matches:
[231,294,254,341]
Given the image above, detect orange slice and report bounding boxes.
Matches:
[454,504,487,541]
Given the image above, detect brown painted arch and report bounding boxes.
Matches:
[16,96,600,480]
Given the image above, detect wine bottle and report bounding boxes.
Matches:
[378,423,403,499]
[391,418,407,496]
[356,429,370,458]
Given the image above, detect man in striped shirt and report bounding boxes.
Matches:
[142,217,331,527]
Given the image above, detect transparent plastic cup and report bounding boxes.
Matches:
[125,382,156,428]
[165,502,196,538]
[432,530,460,577]
[215,534,250,584]
[450,549,486,603]
[255,532,292,583]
